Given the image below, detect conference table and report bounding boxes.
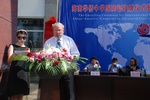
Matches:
[38,71,150,100]
[74,72,150,100]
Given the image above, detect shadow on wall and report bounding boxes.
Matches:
[1,45,10,69]
[0,45,9,100]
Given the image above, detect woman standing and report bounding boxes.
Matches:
[7,29,30,100]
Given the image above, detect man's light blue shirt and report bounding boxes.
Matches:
[44,35,80,56]
[108,64,123,72]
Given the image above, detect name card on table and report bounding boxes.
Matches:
[130,71,140,77]
[90,71,100,76]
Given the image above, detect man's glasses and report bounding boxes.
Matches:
[17,36,27,40]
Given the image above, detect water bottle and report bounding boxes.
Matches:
[141,68,146,77]
[96,67,101,76]
[96,67,100,72]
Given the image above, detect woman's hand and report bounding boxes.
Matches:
[11,53,18,58]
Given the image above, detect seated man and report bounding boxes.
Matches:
[84,56,101,72]
[108,58,123,72]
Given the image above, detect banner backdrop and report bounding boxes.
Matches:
[59,0,150,72]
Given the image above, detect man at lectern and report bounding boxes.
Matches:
[44,22,80,100]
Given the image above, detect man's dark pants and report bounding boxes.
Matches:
[60,72,75,100]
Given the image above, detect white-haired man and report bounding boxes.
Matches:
[44,22,80,100]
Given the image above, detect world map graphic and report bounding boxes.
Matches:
[85,23,150,73]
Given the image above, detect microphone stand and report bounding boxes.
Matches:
[29,40,34,52]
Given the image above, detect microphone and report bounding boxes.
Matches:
[29,40,33,51]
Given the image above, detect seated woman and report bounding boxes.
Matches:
[84,56,101,72]
[122,57,141,76]
[125,57,140,71]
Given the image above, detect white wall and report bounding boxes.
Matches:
[18,0,45,18]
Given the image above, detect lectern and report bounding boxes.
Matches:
[37,71,62,100]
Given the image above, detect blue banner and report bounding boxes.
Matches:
[59,0,150,72]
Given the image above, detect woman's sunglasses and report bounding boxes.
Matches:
[17,36,27,40]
